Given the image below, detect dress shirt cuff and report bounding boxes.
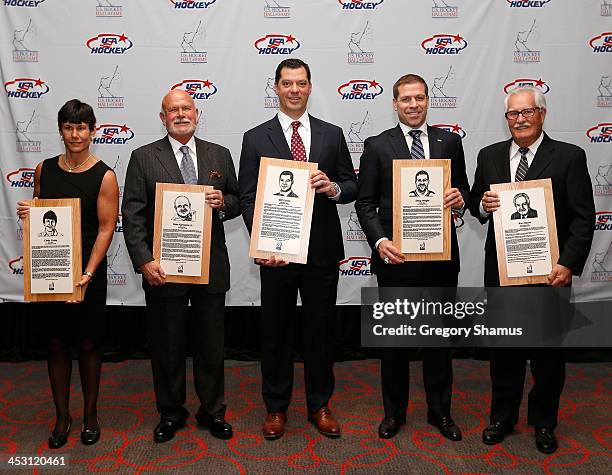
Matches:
[375,237,388,250]
[479,201,490,218]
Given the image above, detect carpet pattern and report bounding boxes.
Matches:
[0,359,610,474]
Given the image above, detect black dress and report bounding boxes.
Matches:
[37,156,112,340]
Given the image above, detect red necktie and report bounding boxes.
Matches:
[290,121,307,161]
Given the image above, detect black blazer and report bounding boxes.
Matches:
[121,135,240,294]
[238,115,357,266]
[355,124,470,275]
[468,133,595,286]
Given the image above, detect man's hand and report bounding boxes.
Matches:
[255,255,289,267]
[481,191,500,213]
[205,189,224,209]
[443,187,464,210]
[547,264,572,287]
[378,239,405,265]
[140,261,166,286]
[310,170,336,197]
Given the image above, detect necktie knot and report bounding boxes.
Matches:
[180,145,189,155]
[409,130,422,139]
[519,147,530,157]
[291,121,301,132]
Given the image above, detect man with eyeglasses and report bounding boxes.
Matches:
[468,86,595,453]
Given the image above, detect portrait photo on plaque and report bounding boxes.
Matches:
[250,157,317,264]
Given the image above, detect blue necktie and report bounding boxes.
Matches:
[179,145,197,184]
[409,130,425,160]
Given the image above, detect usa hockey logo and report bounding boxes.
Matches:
[589,32,612,53]
[586,123,612,143]
[504,78,550,94]
[254,34,300,54]
[338,0,384,10]
[6,168,35,188]
[339,257,372,277]
[421,34,467,55]
[171,79,218,100]
[5,77,48,99]
[8,256,24,276]
[93,124,134,145]
[507,0,550,7]
[170,0,218,8]
[5,0,46,7]
[338,80,383,100]
[595,211,612,231]
[432,123,466,139]
[87,33,132,54]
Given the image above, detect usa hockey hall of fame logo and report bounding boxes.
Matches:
[171,79,218,100]
[96,0,122,17]
[591,242,612,282]
[338,0,384,10]
[586,122,612,143]
[345,211,366,241]
[594,160,612,196]
[597,75,612,107]
[421,34,467,55]
[180,20,207,63]
[5,77,49,99]
[86,33,133,55]
[170,0,218,9]
[93,123,134,145]
[338,80,383,101]
[514,19,540,63]
[12,18,38,62]
[348,21,374,64]
[107,229,127,286]
[264,77,279,109]
[98,65,124,109]
[603,1,612,17]
[254,34,300,55]
[264,0,290,18]
[15,110,41,152]
[430,66,457,109]
[346,110,371,154]
[431,0,458,18]
[590,32,612,54]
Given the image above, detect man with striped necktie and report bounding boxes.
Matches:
[469,86,595,454]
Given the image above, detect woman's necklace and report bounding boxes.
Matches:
[64,154,91,173]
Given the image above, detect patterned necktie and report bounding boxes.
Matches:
[409,129,425,160]
[515,147,530,182]
[179,145,197,184]
[290,121,307,161]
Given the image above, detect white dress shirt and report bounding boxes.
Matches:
[399,121,430,160]
[168,135,198,180]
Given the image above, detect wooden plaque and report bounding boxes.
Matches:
[153,183,213,284]
[23,198,82,302]
[249,157,317,264]
[392,159,451,261]
[491,178,559,286]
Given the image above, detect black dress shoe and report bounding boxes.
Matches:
[196,413,233,440]
[48,416,71,449]
[153,419,184,443]
[431,417,462,441]
[535,427,558,454]
[378,417,405,439]
[482,421,510,445]
[81,425,101,445]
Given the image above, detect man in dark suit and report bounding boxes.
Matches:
[239,58,357,440]
[468,86,595,453]
[122,90,240,443]
[355,74,469,441]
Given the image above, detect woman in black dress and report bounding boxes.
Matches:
[16,100,119,448]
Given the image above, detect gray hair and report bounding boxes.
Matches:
[504,86,547,111]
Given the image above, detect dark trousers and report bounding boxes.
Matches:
[145,288,226,423]
[377,262,457,423]
[260,263,338,413]
[490,348,565,429]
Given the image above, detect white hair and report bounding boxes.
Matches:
[504,86,547,111]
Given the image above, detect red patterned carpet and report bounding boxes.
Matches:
[0,359,610,474]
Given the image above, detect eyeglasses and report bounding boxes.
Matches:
[504,107,542,120]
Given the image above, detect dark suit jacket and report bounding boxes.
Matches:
[468,133,595,286]
[355,124,470,275]
[238,115,357,266]
[122,135,240,295]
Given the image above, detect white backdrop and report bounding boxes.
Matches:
[1,0,611,305]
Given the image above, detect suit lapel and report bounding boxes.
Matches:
[494,139,512,182]
[195,137,210,185]
[388,124,411,159]
[524,133,554,180]
[266,117,292,160]
[155,136,184,184]
[427,125,444,159]
[308,115,323,164]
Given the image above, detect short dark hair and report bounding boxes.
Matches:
[280,170,294,181]
[43,210,57,223]
[57,99,96,131]
[415,170,429,180]
[393,74,428,99]
[275,58,311,84]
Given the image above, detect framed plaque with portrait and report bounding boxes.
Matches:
[491,178,559,286]
[249,157,317,264]
[153,183,213,285]
[23,198,82,302]
[392,159,451,261]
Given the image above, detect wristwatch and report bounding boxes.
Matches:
[331,182,341,198]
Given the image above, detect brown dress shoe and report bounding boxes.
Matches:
[262,413,286,440]
[308,407,341,438]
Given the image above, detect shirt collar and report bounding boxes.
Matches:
[277,110,310,133]
[510,132,544,158]
[399,121,428,138]
[168,134,196,156]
